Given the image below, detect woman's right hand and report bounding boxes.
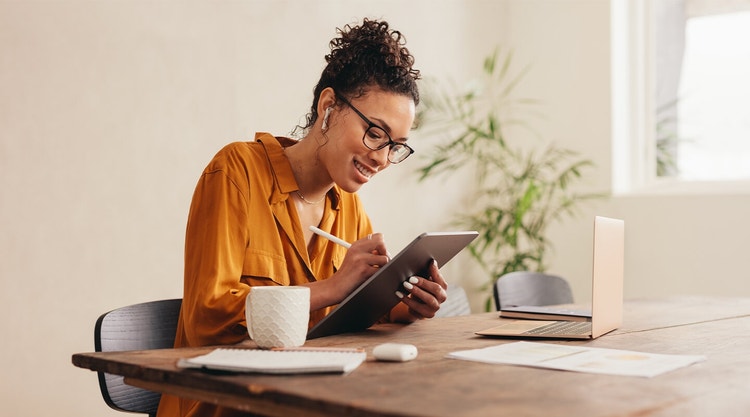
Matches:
[337,232,390,285]
[306,233,389,309]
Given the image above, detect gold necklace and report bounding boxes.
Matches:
[295,190,325,205]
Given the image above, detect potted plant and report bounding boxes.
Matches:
[415,48,602,311]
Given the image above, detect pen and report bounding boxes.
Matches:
[309,225,352,249]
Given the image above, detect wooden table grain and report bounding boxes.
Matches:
[72,296,750,417]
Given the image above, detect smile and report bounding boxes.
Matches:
[354,160,376,179]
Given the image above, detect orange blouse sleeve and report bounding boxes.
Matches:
[180,167,251,347]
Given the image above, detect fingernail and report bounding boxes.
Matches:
[395,291,404,299]
[403,281,414,290]
[409,276,419,284]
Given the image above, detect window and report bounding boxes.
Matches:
[612,0,750,193]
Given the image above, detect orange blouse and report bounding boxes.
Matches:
[157,133,373,417]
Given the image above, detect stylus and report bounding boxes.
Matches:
[309,226,352,249]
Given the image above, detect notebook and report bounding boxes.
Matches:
[307,231,478,339]
[177,347,367,374]
[476,216,624,339]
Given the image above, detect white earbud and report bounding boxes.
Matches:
[321,107,332,131]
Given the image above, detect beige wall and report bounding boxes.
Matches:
[1,1,748,416]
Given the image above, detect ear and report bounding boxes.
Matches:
[316,87,337,120]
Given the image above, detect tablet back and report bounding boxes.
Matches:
[307,231,478,339]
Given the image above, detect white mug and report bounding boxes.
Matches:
[245,286,310,349]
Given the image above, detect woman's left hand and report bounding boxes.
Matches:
[394,260,448,320]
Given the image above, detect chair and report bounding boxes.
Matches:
[94,299,182,416]
[435,284,472,318]
[493,271,573,311]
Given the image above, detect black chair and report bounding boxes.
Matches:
[493,271,574,311]
[94,299,182,416]
[435,284,472,318]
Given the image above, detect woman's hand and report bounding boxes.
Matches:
[336,232,390,286]
[392,260,448,322]
[306,233,389,310]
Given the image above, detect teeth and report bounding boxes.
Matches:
[354,160,374,178]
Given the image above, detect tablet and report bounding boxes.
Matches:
[307,231,478,339]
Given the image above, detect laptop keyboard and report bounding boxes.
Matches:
[524,321,592,336]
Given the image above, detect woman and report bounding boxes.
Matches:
[157,18,447,417]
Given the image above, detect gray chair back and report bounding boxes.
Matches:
[493,272,573,310]
[435,284,472,317]
[94,299,182,416]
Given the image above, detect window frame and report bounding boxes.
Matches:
[610,0,750,196]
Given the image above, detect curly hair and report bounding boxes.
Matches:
[301,18,421,131]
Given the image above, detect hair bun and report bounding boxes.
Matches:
[300,18,421,133]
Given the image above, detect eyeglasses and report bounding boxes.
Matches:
[335,94,415,164]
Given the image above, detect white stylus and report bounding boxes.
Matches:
[309,225,352,249]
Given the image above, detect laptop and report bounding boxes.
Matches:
[476,216,624,339]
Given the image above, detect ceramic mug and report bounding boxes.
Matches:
[245,286,310,349]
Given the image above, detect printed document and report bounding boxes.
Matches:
[447,342,705,378]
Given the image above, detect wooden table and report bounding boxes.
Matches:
[72,296,750,417]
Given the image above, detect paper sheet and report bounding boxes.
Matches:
[447,341,705,378]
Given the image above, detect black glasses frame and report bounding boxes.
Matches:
[335,94,415,163]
